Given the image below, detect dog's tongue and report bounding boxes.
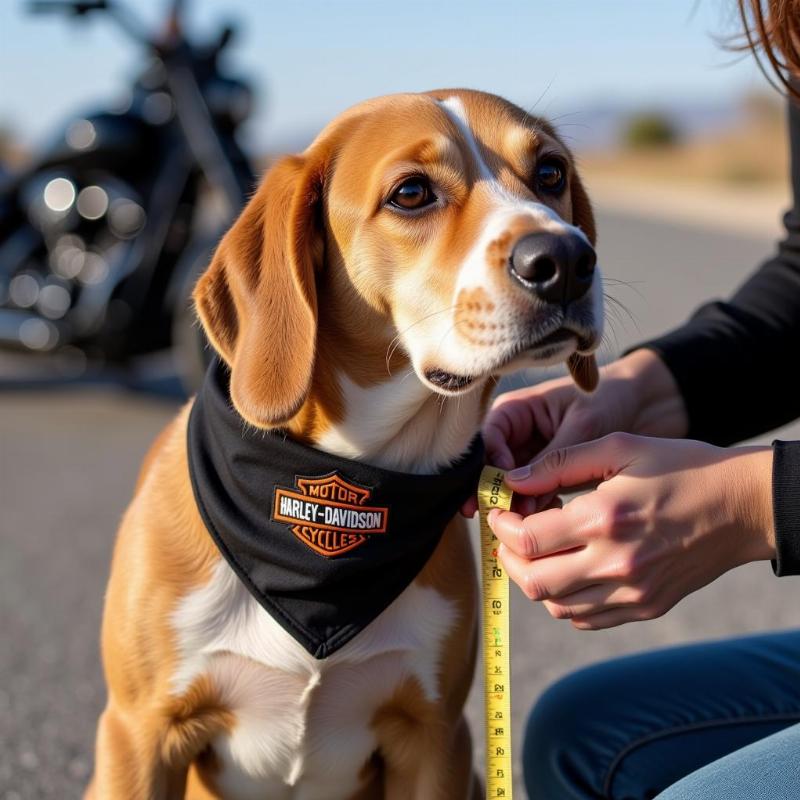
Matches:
[567,353,599,392]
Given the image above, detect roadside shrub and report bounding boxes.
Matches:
[623,113,680,149]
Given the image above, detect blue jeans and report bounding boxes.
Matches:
[523,631,800,799]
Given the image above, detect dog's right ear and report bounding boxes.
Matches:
[194,154,325,428]
[564,165,600,393]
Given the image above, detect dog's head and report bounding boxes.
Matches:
[195,89,602,430]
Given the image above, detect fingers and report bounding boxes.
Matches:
[541,583,645,620]
[544,586,671,630]
[483,386,570,469]
[482,378,601,471]
[482,430,515,471]
[466,492,559,519]
[482,397,528,469]
[504,432,637,496]
[490,506,579,559]
[534,408,598,458]
[499,544,667,629]
[498,540,593,600]
[461,496,478,518]
[482,400,538,470]
[571,609,633,630]
[570,606,664,630]
[512,493,561,516]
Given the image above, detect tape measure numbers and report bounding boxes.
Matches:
[478,466,514,799]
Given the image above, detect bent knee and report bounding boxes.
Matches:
[524,669,611,798]
[523,659,660,799]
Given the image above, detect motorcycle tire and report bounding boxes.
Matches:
[170,239,215,395]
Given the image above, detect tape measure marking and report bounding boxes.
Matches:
[478,466,514,799]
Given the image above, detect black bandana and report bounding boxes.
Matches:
[187,359,484,659]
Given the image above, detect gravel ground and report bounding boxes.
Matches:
[2,208,799,799]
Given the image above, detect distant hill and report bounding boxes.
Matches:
[545,98,746,153]
[257,97,751,158]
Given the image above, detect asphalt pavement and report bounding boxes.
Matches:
[2,208,800,799]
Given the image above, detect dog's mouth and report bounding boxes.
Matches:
[518,317,601,358]
[500,325,586,367]
[424,368,476,392]
[422,324,599,395]
[525,327,578,354]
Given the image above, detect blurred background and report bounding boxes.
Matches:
[2,1,800,798]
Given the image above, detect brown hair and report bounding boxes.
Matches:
[738,0,800,95]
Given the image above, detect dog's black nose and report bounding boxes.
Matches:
[509,231,596,305]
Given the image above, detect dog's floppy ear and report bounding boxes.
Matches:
[194,154,324,428]
[567,167,600,392]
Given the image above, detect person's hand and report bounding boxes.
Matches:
[463,348,689,517]
[489,433,775,629]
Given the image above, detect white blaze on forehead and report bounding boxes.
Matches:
[437,95,587,238]
[438,96,493,180]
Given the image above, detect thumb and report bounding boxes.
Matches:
[504,432,634,496]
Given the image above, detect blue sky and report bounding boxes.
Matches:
[0,0,771,152]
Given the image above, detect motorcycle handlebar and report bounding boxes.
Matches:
[26,0,153,47]
[27,1,108,16]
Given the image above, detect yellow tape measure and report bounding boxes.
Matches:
[478,466,514,799]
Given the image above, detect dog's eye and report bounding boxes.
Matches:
[388,177,436,211]
[535,157,567,195]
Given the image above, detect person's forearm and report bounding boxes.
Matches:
[602,349,689,439]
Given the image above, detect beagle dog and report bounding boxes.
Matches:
[87,89,602,799]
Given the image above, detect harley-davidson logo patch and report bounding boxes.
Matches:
[272,472,389,557]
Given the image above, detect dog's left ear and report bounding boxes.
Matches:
[567,168,600,392]
[194,153,325,428]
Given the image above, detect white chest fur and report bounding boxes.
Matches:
[170,557,457,799]
[316,370,482,474]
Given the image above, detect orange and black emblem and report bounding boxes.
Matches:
[272,472,390,557]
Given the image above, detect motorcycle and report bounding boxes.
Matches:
[0,0,256,388]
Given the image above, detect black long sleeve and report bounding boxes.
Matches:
[632,100,800,575]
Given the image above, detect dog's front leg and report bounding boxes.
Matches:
[378,714,481,800]
[86,701,189,800]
